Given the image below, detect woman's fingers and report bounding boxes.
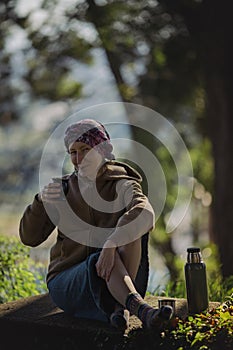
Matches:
[96,265,111,282]
[95,248,115,282]
[41,183,62,202]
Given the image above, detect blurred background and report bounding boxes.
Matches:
[0,0,233,300]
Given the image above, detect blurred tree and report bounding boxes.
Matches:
[0,0,24,124]
[0,0,94,206]
[0,0,93,125]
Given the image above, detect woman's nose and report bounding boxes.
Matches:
[76,152,84,164]
[77,151,88,165]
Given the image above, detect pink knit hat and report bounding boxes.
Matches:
[64,119,114,159]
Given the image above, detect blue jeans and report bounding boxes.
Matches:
[47,251,116,322]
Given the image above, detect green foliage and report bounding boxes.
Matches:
[156,278,186,299]
[125,295,233,350]
[154,274,233,305]
[189,138,214,193]
[0,234,47,304]
[208,276,233,305]
[153,47,167,68]
[169,296,233,350]
[150,137,214,285]
[56,76,82,99]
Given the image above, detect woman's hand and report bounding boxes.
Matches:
[38,182,62,202]
[95,240,117,282]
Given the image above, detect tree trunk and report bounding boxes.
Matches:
[159,0,233,278]
[86,0,129,102]
[171,0,233,277]
[200,1,233,277]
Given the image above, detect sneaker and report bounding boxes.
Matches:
[145,305,173,329]
[110,308,129,331]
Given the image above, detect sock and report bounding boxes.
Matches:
[125,292,173,328]
[125,292,145,316]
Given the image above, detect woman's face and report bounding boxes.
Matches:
[68,141,104,179]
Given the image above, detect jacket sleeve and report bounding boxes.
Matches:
[19,194,58,247]
[107,180,155,245]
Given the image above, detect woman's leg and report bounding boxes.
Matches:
[107,246,136,330]
[118,238,142,281]
[106,238,173,328]
[106,240,140,305]
[107,239,141,306]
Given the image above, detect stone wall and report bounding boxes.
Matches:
[0,293,220,350]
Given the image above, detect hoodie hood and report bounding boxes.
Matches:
[101,160,142,183]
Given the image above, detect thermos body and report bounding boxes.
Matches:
[185,247,209,315]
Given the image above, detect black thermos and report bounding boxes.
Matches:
[185,247,209,314]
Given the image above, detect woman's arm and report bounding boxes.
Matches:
[95,180,155,281]
[105,180,155,246]
[19,194,58,247]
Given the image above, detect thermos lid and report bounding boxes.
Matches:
[187,247,200,253]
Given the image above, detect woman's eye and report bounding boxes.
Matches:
[70,151,77,156]
[69,147,90,156]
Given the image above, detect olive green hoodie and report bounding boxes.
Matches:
[19,161,155,283]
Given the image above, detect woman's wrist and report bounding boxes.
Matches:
[104,239,117,249]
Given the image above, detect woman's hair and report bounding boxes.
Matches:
[64,119,115,160]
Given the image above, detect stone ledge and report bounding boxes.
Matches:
[0,293,220,350]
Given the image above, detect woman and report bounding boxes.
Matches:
[19,119,173,331]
